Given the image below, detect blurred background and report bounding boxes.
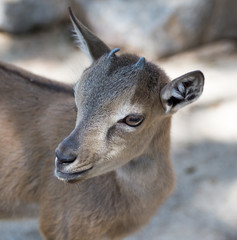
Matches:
[0,0,237,239]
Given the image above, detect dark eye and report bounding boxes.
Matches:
[119,114,144,127]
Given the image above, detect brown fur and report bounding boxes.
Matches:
[0,9,204,240]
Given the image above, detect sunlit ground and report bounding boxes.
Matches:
[0,26,237,240]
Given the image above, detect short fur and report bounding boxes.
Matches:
[0,9,204,240]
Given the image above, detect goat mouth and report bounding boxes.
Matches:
[55,166,93,183]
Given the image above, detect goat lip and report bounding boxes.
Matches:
[55,166,93,182]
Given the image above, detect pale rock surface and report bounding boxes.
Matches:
[76,0,237,57]
[0,0,69,33]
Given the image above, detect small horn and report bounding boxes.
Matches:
[135,57,145,70]
[107,48,120,60]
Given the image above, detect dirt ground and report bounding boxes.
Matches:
[0,26,237,240]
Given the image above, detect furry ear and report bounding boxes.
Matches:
[68,7,110,62]
[160,71,204,114]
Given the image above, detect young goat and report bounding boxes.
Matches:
[0,8,204,240]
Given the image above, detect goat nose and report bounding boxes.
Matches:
[55,149,77,164]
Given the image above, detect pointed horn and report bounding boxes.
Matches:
[107,48,120,60]
[135,57,145,70]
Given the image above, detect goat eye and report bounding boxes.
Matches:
[121,114,144,127]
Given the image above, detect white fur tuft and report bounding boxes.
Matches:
[71,23,93,62]
[172,89,184,99]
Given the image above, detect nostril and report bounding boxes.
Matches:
[55,149,77,164]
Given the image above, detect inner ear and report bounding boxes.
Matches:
[160,71,204,114]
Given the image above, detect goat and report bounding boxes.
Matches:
[0,8,204,240]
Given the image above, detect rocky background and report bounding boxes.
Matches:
[0,0,237,239]
[1,0,237,58]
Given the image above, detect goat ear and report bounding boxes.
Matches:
[160,71,204,114]
[68,7,110,62]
